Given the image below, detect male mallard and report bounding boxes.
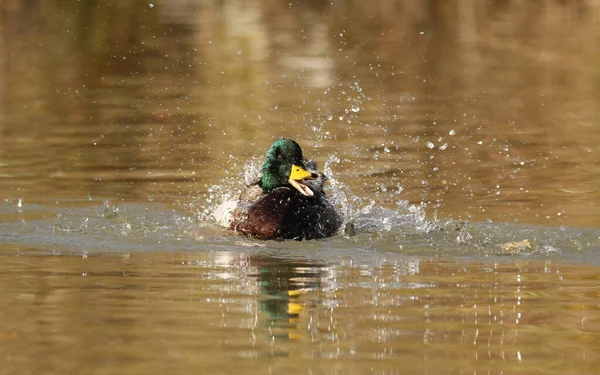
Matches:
[228,138,342,240]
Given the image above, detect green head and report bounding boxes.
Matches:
[260,138,316,196]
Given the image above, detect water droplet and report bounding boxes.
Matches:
[477,141,483,145]
[351,106,360,113]
[149,3,154,8]
[327,114,333,121]
[413,136,420,143]
[439,143,448,150]
[426,141,435,149]
[449,129,456,136]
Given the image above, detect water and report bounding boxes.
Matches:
[2,1,600,374]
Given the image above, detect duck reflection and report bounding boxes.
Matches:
[246,254,329,343]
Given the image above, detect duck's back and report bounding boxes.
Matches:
[230,186,341,240]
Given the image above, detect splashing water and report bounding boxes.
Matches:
[183,148,600,261]
[198,152,438,240]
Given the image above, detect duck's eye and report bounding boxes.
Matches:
[277,154,283,161]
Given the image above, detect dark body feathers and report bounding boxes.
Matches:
[230,185,342,240]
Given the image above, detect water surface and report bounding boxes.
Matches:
[1,1,600,374]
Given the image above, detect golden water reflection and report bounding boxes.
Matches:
[1,250,598,374]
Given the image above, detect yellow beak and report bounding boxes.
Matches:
[288,164,315,197]
[289,164,313,180]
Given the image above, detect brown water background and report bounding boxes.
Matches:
[1,1,600,374]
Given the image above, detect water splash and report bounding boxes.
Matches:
[199,150,442,242]
[193,156,256,223]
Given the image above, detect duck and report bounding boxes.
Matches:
[226,138,342,240]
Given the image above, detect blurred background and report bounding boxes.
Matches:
[1,0,599,226]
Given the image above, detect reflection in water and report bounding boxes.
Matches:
[206,250,600,368]
[2,250,599,374]
[248,255,328,346]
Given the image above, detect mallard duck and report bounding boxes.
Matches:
[227,138,342,240]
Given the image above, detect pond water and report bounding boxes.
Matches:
[1,1,600,374]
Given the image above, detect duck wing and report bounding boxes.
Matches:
[230,187,296,240]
